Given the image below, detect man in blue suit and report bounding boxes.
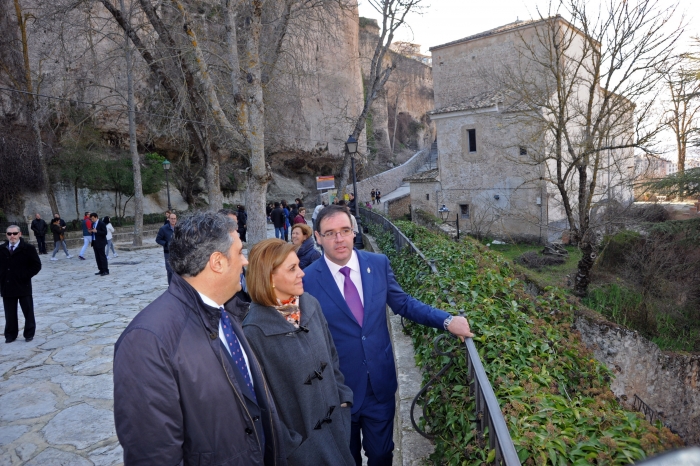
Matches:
[303,205,474,466]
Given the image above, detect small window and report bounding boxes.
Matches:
[467,129,476,153]
[426,194,430,200]
[460,204,470,219]
[520,146,527,156]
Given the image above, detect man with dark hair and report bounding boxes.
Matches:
[52,213,72,259]
[1,225,41,343]
[304,204,474,466]
[270,202,285,240]
[114,212,286,465]
[30,213,48,254]
[89,213,109,276]
[156,213,177,284]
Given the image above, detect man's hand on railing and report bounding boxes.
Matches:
[446,316,475,341]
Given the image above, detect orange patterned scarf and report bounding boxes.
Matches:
[274,296,300,328]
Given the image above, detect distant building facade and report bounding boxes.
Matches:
[408,18,633,242]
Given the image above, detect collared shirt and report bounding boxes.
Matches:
[323,250,364,306]
[197,291,254,387]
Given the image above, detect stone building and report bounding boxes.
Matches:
[408,17,633,242]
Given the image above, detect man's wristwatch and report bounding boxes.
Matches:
[443,315,453,330]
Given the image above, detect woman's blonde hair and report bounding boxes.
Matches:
[291,223,312,240]
[247,238,297,307]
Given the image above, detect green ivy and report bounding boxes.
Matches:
[369,222,683,465]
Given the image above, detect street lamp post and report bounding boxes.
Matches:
[438,204,460,240]
[345,135,364,249]
[163,160,172,211]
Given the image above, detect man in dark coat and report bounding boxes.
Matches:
[270,202,286,240]
[156,212,177,283]
[0,225,42,343]
[113,212,287,466]
[30,213,48,254]
[89,213,109,276]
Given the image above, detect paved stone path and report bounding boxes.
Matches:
[0,224,282,465]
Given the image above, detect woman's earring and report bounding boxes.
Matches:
[272,284,275,288]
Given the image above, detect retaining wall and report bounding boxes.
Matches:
[574,309,700,445]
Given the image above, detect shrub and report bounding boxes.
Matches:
[370,221,682,464]
[515,251,566,270]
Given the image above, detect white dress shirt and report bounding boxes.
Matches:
[197,291,254,387]
[323,250,364,306]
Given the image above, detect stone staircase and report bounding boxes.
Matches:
[376,141,438,215]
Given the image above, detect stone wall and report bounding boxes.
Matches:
[574,310,700,445]
[347,148,430,205]
[386,194,411,219]
[431,109,547,242]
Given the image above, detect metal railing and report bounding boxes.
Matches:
[360,208,520,465]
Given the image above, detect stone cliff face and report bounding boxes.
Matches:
[358,19,435,163]
[2,0,369,216]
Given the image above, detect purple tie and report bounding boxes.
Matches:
[340,267,364,327]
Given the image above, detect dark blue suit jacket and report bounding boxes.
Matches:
[302,249,449,414]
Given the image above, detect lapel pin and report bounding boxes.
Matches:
[367,267,371,273]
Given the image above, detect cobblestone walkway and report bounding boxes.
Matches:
[0,225,280,465]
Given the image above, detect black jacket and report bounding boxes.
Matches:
[92,219,108,248]
[0,238,41,298]
[156,224,175,253]
[114,274,287,466]
[270,208,286,229]
[31,218,48,236]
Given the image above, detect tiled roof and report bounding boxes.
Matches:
[429,90,505,115]
[429,16,561,52]
[404,168,439,182]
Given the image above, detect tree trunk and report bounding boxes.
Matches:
[205,149,224,211]
[241,3,270,246]
[573,230,597,296]
[14,0,58,215]
[120,0,143,246]
[74,183,79,221]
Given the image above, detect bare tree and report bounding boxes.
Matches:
[501,0,682,296]
[117,0,144,245]
[664,59,700,184]
[337,0,423,198]
[2,0,60,214]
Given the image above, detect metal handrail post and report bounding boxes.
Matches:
[465,338,521,465]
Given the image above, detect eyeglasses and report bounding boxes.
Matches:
[6,232,19,236]
[318,228,353,239]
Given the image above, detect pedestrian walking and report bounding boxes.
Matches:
[79,212,93,260]
[271,202,286,240]
[156,212,177,283]
[89,213,109,276]
[50,216,72,260]
[104,216,118,259]
[1,225,41,343]
[51,214,73,260]
[281,200,291,242]
[30,213,48,254]
[113,212,286,466]
[375,188,381,203]
[370,189,376,204]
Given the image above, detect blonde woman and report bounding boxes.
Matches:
[243,239,354,465]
